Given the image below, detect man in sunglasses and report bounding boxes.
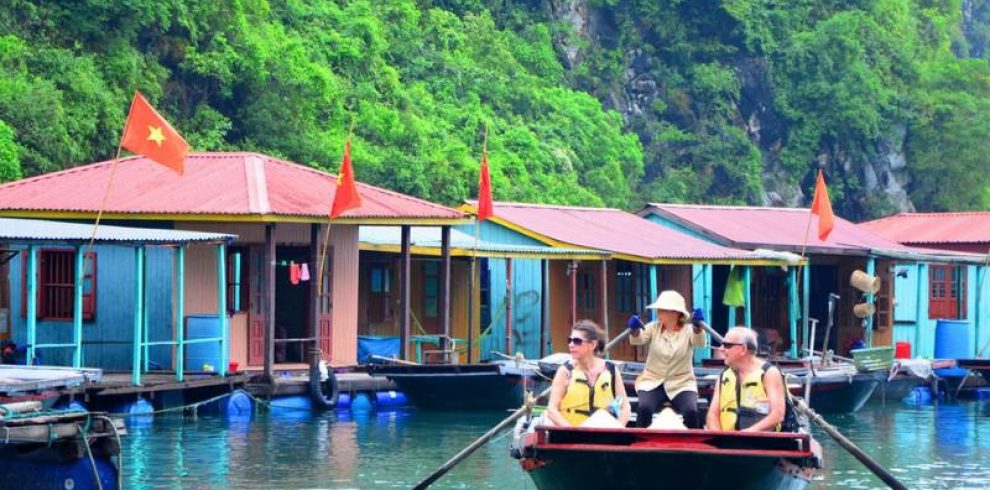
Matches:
[705,327,786,432]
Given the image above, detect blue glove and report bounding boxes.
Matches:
[627,315,644,331]
[691,308,705,324]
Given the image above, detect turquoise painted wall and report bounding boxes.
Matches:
[10,244,174,370]
[891,263,990,359]
[456,221,547,361]
[692,264,713,362]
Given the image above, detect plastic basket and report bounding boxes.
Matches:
[850,346,895,372]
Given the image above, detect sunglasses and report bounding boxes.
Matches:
[567,337,593,346]
[718,341,745,350]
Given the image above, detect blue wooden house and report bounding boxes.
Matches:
[457,202,791,362]
[863,213,990,358]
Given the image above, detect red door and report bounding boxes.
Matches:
[247,246,265,366]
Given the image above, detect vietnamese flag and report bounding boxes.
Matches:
[330,138,362,218]
[811,169,834,241]
[120,91,189,174]
[476,150,494,221]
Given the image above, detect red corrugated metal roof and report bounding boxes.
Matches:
[642,203,906,253]
[861,212,990,245]
[0,152,464,222]
[476,202,771,262]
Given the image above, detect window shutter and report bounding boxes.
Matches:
[82,252,97,321]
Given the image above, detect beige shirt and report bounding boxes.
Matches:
[630,321,707,397]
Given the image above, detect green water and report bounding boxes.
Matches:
[122,399,990,489]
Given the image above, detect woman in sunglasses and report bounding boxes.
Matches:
[545,320,631,427]
[627,290,707,428]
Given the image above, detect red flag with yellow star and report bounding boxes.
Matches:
[476,150,493,221]
[330,138,362,218]
[811,169,834,241]
[120,91,189,174]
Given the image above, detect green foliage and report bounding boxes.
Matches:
[0,120,22,182]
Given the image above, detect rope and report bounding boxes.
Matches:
[78,422,105,490]
[96,415,124,490]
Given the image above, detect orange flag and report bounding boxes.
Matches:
[330,139,362,218]
[120,91,189,174]
[811,169,834,241]
[476,150,494,221]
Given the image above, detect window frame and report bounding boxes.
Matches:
[21,248,97,322]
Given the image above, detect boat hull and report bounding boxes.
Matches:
[802,371,882,413]
[515,427,817,490]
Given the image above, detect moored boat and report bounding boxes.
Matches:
[367,360,547,409]
[510,423,821,490]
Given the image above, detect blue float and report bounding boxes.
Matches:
[375,390,408,408]
[902,386,933,404]
[934,319,970,377]
[222,390,254,419]
[336,392,352,410]
[121,397,154,429]
[269,395,313,420]
[1,453,118,489]
[350,392,374,412]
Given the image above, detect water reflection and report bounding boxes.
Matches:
[122,401,989,489]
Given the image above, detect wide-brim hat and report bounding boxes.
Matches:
[646,290,691,322]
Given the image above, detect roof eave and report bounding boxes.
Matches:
[0,210,469,226]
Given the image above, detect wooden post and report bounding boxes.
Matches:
[264,223,276,382]
[309,224,321,372]
[400,225,412,360]
[440,226,452,355]
[467,256,476,364]
[506,258,513,354]
[176,246,186,382]
[72,245,84,368]
[802,263,810,353]
[540,259,549,357]
[25,246,36,365]
[217,242,229,377]
[132,246,144,386]
[866,257,877,346]
[569,260,578,325]
[601,260,609,343]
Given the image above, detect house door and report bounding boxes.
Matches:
[247,246,265,366]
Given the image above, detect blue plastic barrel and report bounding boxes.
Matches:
[902,386,933,405]
[223,390,254,419]
[350,392,374,412]
[336,392,352,410]
[934,319,970,377]
[185,314,222,372]
[269,395,312,420]
[122,398,154,429]
[375,390,408,408]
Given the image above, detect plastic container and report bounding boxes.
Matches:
[223,390,253,419]
[335,392,352,410]
[895,341,912,359]
[934,319,970,377]
[120,397,154,429]
[350,392,374,412]
[374,390,408,408]
[850,346,895,372]
[185,314,223,373]
[358,336,401,363]
[902,386,933,404]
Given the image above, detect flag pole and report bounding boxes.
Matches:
[470,124,488,357]
[317,119,358,297]
[86,144,124,255]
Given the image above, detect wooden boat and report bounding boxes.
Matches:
[511,423,821,490]
[0,402,123,489]
[0,365,104,410]
[367,360,547,409]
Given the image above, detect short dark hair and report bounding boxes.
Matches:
[572,320,607,355]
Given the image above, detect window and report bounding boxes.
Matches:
[616,262,634,313]
[423,261,439,318]
[578,272,596,310]
[929,265,967,319]
[227,247,249,313]
[367,263,392,323]
[22,249,97,321]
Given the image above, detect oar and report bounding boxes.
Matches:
[697,321,909,490]
[411,328,632,489]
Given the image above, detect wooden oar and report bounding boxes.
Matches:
[411,328,632,489]
[698,321,909,490]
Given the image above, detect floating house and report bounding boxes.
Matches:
[862,212,990,358]
[457,202,791,362]
[639,204,985,357]
[0,217,233,385]
[0,153,466,381]
[356,226,608,363]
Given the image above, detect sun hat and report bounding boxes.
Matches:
[645,290,691,322]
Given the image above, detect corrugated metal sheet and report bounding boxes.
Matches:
[861,212,990,245]
[359,226,609,258]
[0,152,464,222]
[473,202,775,262]
[642,203,906,253]
[0,217,233,244]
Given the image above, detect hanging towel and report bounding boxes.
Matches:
[722,265,746,307]
[290,262,301,285]
[300,263,311,281]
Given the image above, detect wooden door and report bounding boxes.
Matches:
[247,246,265,366]
[318,247,333,361]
